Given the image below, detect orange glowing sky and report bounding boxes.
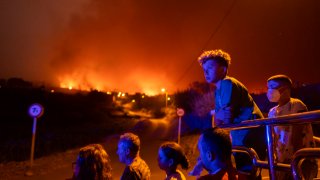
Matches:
[0,0,319,94]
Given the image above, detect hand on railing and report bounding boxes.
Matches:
[215,106,233,125]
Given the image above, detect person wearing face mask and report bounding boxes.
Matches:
[267,74,318,180]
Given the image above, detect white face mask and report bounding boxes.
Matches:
[267,89,281,102]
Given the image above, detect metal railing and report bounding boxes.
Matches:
[291,148,320,180]
[219,110,320,180]
[232,146,263,177]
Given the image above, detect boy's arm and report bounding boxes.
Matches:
[215,80,233,124]
[234,106,255,123]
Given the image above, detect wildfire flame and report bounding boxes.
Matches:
[58,74,104,92]
[58,73,166,95]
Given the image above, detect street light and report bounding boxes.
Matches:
[161,88,168,108]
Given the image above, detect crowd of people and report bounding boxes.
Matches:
[71,130,234,180]
[69,49,318,180]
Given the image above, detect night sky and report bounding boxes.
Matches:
[1,0,319,94]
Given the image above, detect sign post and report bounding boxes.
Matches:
[176,108,185,144]
[26,103,44,176]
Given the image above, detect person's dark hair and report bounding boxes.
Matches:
[119,133,140,156]
[197,49,231,68]
[267,74,293,89]
[160,142,190,170]
[201,127,232,161]
[75,144,112,180]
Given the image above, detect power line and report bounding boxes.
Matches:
[175,0,237,85]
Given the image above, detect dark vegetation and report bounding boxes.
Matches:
[0,78,166,163]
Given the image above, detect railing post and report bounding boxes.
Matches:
[266,125,276,180]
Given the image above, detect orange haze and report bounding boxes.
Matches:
[1,0,319,94]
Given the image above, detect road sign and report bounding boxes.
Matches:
[177,108,185,117]
[176,108,185,144]
[28,103,44,118]
[26,103,44,176]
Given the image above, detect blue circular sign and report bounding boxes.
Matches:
[28,103,44,118]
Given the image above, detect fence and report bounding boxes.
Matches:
[219,110,320,180]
